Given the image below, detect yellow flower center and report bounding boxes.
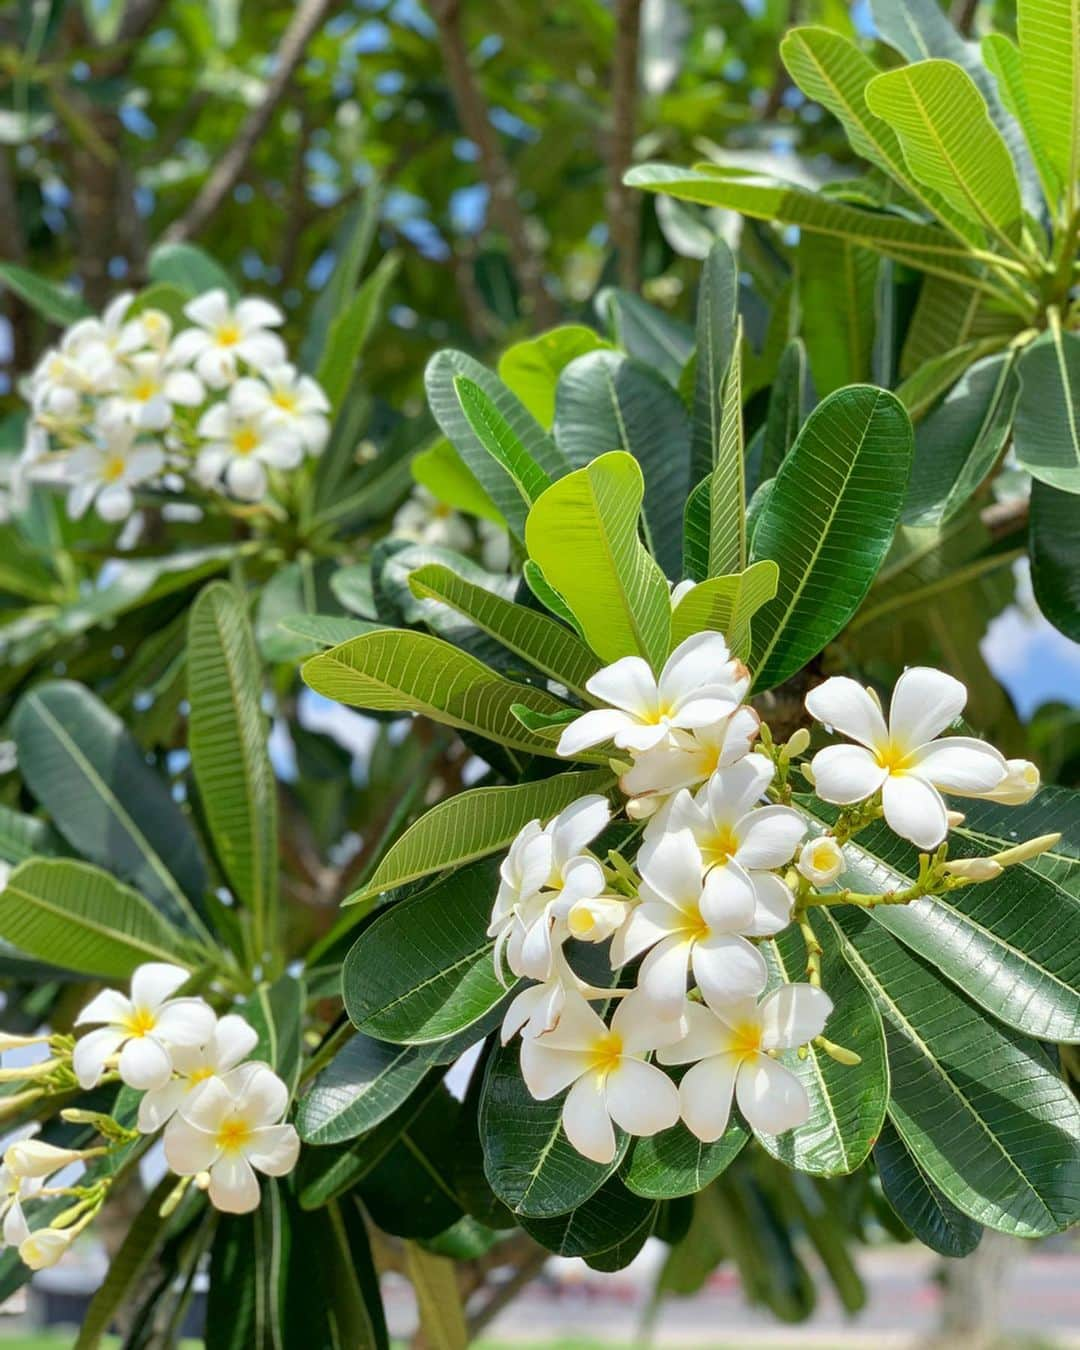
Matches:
[271,389,298,412]
[809,842,836,870]
[568,907,596,938]
[701,823,740,868]
[131,378,159,402]
[216,323,241,347]
[123,1007,157,1037]
[187,1067,214,1087]
[587,1031,623,1078]
[728,1021,763,1059]
[101,454,126,484]
[876,741,911,773]
[232,428,259,455]
[216,1117,253,1154]
[678,903,710,943]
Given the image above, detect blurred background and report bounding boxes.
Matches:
[1,0,1078,1345]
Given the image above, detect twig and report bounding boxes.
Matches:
[608,0,643,290]
[428,0,556,326]
[161,0,341,244]
[465,1241,550,1340]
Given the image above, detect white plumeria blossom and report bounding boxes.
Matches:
[137,1013,259,1134]
[520,991,681,1163]
[611,827,769,1019]
[973,758,1040,806]
[231,365,330,456]
[620,705,761,818]
[806,669,1007,850]
[796,835,845,887]
[393,486,474,553]
[658,984,833,1141]
[73,962,215,1092]
[170,290,286,388]
[557,632,750,758]
[103,351,204,431]
[64,418,165,522]
[18,1227,73,1271]
[644,753,805,938]
[488,795,611,982]
[195,393,303,501]
[62,293,146,375]
[163,1062,300,1214]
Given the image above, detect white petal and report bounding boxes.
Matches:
[700,859,757,932]
[73,1026,125,1088]
[118,1035,173,1091]
[760,984,833,1050]
[168,329,211,365]
[692,935,768,1007]
[734,805,806,870]
[226,456,267,500]
[658,631,733,707]
[670,695,740,731]
[245,1124,299,1176]
[96,483,134,521]
[534,989,608,1051]
[746,872,794,937]
[611,901,681,966]
[585,656,658,716]
[615,720,674,753]
[164,1117,221,1175]
[137,1080,189,1134]
[805,677,888,749]
[208,1155,261,1214]
[549,794,609,863]
[678,1054,739,1142]
[501,981,563,1044]
[736,1055,810,1136]
[231,1064,288,1126]
[567,896,630,943]
[179,1074,234,1132]
[704,753,774,823]
[656,1000,730,1066]
[235,297,284,331]
[3,1199,30,1248]
[637,936,693,1017]
[611,990,687,1053]
[561,1073,616,1163]
[637,827,704,909]
[810,744,888,805]
[713,706,762,767]
[604,1059,679,1136]
[882,774,949,849]
[516,911,556,980]
[164,370,204,405]
[520,1039,590,1099]
[557,709,633,757]
[184,290,231,329]
[210,1014,260,1072]
[889,667,966,747]
[131,962,189,1010]
[905,737,1007,794]
[153,998,216,1047]
[75,989,131,1027]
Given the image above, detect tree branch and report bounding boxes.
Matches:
[608,0,643,291]
[428,0,556,327]
[161,0,341,245]
[465,1240,550,1340]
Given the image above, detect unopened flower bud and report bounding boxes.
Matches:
[990,832,1061,868]
[567,897,630,943]
[0,1032,50,1053]
[5,1141,102,1179]
[946,810,966,828]
[785,728,811,758]
[943,857,1003,882]
[797,836,844,887]
[979,759,1040,806]
[800,761,815,787]
[814,1036,862,1066]
[19,1227,73,1270]
[194,1171,211,1192]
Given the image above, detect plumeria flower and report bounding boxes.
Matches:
[620,705,761,817]
[3,1141,92,1180]
[967,757,1040,806]
[64,418,165,522]
[806,669,1008,850]
[643,754,804,936]
[565,895,634,945]
[796,835,845,887]
[231,365,330,456]
[520,991,680,1163]
[0,1150,43,1249]
[163,1062,300,1214]
[488,795,611,982]
[103,351,203,431]
[500,945,588,1044]
[19,1227,75,1271]
[63,293,146,375]
[478,517,511,571]
[195,395,303,501]
[392,487,474,553]
[137,1013,259,1134]
[170,291,286,388]
[611,827,768,1018]
[658,984,833,1141]
[558,633,750,759]
[73,963,215,1092]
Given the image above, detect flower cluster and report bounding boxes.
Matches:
[18,290,330,520]
[0,962,299,1271]
[491,631,1050,1163]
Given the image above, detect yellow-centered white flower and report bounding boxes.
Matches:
[73,962,214,1092]
[520,991,681,1163]
[64,418,165,522]
[170,290,286,388]
[137,1013,259,1134]
[557,633,749,758]
[969,758,1040,806]
[103,351,203,431]
[163,1062,299,1214]
[658,984,833,1141]
[620,705,761,818]
[195,393,304,501]
[805,669,1007,849]
[796,835,845,887]
[18,1226,74,1270]
[231,365,330,456]
[392,486,474,553]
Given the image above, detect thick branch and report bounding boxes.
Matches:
[428,0,556,327]
[608,0,643,291]
[161,0,340,245]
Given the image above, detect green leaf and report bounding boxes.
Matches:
[622,1116,747,1200]
[760,913,888,1176]
[749,386,914,691]
[425,351,568,543]
[982,32,1062,208]
[499,325,610,426]
[285,1200,388,1350]
[300,186,382,371]
[954,787,1080,898]
[187,583,279,963]
[405,1244,468,1350]
[242,974,305,1098]
[407,562,601,697]
[874,1118,982,1258]
[411,439,503,525]
[668,560,778,659]
[1031,478,1080,641]
[825,906,1080,1236]
[302,629,577,759]
[690,239,739,485]
[522,559,587,639]
[1014,327,1080,493]
[331,562,377,618]
[206,1181,288,1350]
[896,337,1006,419]
[0,262,90,325]
[11,681,209,938]
[798,234,877,395]
[0,804,64,866]
[521,1176,656,1263]
[347,769,613,906]
[316,252,400,410]
[708,318,746,577]
[899,277,1011,381]
[1017,0,1079,215]
[360,1089,464,1238]
[148,242,236,299]
[865,60,1024,246]
[602,288,694,386]
[297,1033,436,1145]
[553,350,691,579]
[525,451,672,672]
[343,860,506,1044]
[903,352,1020,526]
[759,339,806,483]
[277,613,382,651]
[0,858,195,978]
[682,476,710,584]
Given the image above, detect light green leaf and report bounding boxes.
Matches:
[498,326,610,427]
[896,337,1007,419]
[301,629,579,759]
[148,242,236,299]
[865,60,1023,246]
[1014,327,1080,493]
[242,975,305,1099]
[0,263,90,325]
[668,560,778,658]
[316,252,399,411]
[277,613,382,651]
[300,186,381,371]
[187,583,278,964]
[874,1118,983,1258]
[525,451,672,671]
[983,32,1062,208]
[682,476,710,584]
[1018,0,1079,215]
[522,560,588,640]
[690,239,739,485]
[411,439,503,525]
[0,859,196,979]
[0,804,64,867]
[347,769,613,906]
[708,317,746,577]
[1031,478,1080,641]
[749,385,913,691]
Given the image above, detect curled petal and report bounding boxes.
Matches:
[549,794,610,863]
[882,774,949,850]
[118,1035,174,1091]
[208,1155,261,1214]
[760,983,833,1051]
[734,805,806,871]
[246,1124,300,1176]
[905,737,1006,794]
[658,632,733,708]
[72,1026,125,1089]
[692,934,768,1008]
[153,998,216,1048]
[637,936,693,1017]
[585,656,657,716]
[75,989,131,1028]
[656,1001,731,1067]
[699,860,756,932]
[745,872,795,937]
[557,708,633,757]
[164,1117,220,1176]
